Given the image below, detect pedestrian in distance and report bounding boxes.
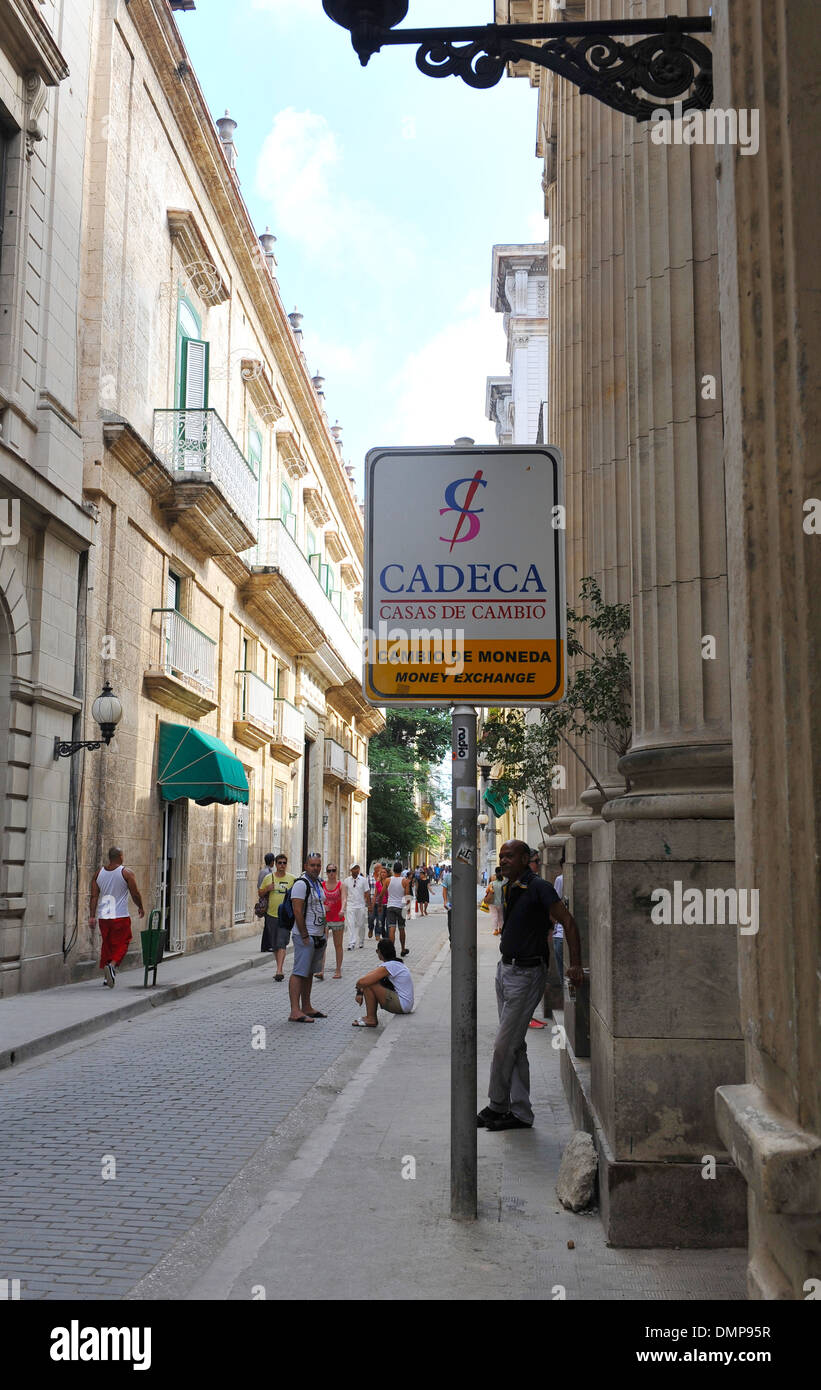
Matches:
[481,865,505,934]
[258,852,295,981]
[416,864,430,916]
[322,863,345,979]
[372,864,389,939]
[352,938,414,1028]
[89,847,144,987]
[477,839,583,1131]
[258,853,275,895]
[342,863,372,950]
[441,862,452,942]
[288,852,328,1022]
[385,861,411,956]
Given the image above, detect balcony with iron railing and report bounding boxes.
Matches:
[354,761,370,801]
[271,697,305,765]
[152,409,258,559]
[242,518,362,683]
[233,669,275,751]
[144,609,218,719]
[323,736,347,783]
[342,749,358,793]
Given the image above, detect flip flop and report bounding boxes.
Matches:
[288,1015,314,1023]
[352,1019,377,1028]
[305,1010,327,1018]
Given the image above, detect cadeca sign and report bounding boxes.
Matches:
[363,445,565,705]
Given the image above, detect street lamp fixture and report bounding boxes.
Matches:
[54,681,123,759]
[322,2,713,121]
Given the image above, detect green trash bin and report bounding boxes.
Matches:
[141,909,164,987]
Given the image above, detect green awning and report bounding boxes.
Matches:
[158,723,249,806]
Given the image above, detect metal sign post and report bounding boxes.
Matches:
[362,443,565,1226]
[451,704,477,1220]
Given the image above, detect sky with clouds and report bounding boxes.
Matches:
[179,0,549,489]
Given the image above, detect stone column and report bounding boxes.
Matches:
[547,27,590,841]
[713,0,821,1299]
[566,18,632,1072]
[572,0,745,1246]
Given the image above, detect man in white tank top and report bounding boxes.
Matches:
[89,846,144,988]
[385,862,411,957]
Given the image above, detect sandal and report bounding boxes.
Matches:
[287,1015,314,1023]
[274,973,285,981]
[314,974,324,981]
[332,971,342,979]
[304,1010,327,1018]
[352,1018,377,1028]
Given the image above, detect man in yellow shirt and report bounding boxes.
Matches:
[259,852,295,981]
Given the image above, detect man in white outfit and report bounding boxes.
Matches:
[342,864,372,950]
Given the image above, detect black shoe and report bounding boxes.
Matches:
[401,948,410,957]
[476,1106,500,1128]
[485,1111,533,1131]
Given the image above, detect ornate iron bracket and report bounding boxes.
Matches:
[54,736,112,760]
[323,10,713,121]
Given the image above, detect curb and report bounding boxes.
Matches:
[0,950,271,1072]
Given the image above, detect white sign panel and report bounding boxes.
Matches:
[363,445,565,706]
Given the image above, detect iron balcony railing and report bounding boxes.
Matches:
[153,409,258,534]
[153,609,216,691]
[245,518,362,677]
[237,669,275,730]
[274,697,305,751]
[324,737,346,779]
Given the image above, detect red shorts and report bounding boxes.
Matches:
[99,917,132,968]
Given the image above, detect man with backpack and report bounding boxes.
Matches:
[284,851,328,1022]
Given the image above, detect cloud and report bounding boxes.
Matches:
[387,290,510,449]
[255,108,419,278]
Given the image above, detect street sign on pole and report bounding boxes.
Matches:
[362,442,566,1224]
[363,445,565,706]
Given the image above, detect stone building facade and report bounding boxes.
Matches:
[0,0,379,992]
[484,243,549,868]
[499,0,820,1294]
[0,0,95,995]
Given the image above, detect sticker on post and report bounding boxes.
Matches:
[454,727,469,759]
[456,787,476,809]
[455,842,475,865]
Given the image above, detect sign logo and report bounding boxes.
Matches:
[439,471,486,551]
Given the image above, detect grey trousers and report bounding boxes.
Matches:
[488,960,549,1124]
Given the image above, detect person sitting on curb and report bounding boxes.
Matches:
[351,939,414,1028]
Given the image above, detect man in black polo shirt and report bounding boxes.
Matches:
[478,838,583,1132]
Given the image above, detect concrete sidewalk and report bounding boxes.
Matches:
[0,932,268,1071]
[130,920,747,1302]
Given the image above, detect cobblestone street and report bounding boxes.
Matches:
[0,898,747,1302]
[0,915,447,1300]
